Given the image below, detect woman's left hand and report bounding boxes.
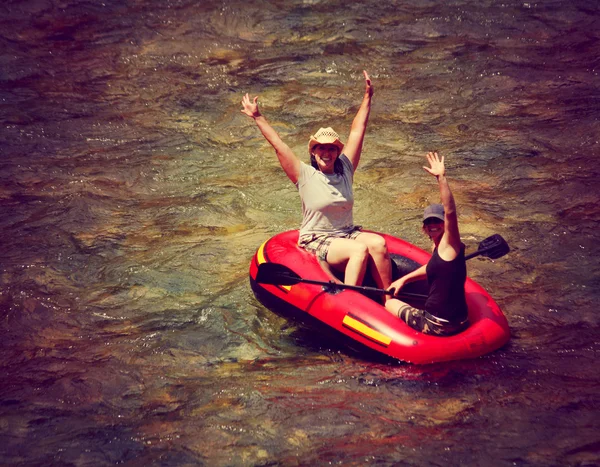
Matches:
[423,151,445,178]
[363,70,373,97]
[241,93,260,118]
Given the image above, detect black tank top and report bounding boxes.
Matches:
[425,245,468,323]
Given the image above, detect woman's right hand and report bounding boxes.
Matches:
[388,278,406,297]
[241,93,260,118]
[363,70,373,97]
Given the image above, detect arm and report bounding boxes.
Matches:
[423,152,461,259]
[388,264,427,297]
[343,71,373,172]
[241,93,301,184]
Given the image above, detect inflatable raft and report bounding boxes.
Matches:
[249,230,510,364]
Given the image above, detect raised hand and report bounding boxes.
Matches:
[423,151,445,178]
[363,70,373,97]
[241,93,260,118]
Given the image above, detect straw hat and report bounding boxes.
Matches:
[308,127,344,155]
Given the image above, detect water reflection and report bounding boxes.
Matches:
[0,0,599,465]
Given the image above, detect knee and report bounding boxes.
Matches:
[368,236,388,257]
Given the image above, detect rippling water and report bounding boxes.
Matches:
[1,0,599,465]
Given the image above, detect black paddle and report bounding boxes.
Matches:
[464,234,510,260]
[255,234,510,298]
[255,262,425,299]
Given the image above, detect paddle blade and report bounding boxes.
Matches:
[255,263,302,286]
[478,234,510,259]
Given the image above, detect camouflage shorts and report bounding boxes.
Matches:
[298,226,362,262]
[397,305,469,337]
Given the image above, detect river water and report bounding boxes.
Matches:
[1,0,599,465]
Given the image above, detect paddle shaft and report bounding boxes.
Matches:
[284,277,427,300]
[256,233,508,299]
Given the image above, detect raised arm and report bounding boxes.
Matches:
[423,152,461,259]
[343,71,373,172]
[241,93,301,184]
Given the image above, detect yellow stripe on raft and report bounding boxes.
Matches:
[256,241,291,291]
[342,315,392,346]
[257,240,268,264]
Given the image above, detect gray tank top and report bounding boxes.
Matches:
[296,154,355,237]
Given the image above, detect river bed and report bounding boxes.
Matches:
[0,0,599,465]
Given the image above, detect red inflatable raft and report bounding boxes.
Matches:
[249,230,510,364]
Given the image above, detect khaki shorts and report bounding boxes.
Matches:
[298,226,362,261]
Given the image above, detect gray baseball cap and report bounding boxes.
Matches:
[423,203,445,222]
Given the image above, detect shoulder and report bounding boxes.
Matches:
[296,160,318,187]
[339,154,354,174]
[436,239,464,262]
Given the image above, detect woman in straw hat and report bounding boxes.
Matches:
[241,71,391,293]
[384,152,469,336]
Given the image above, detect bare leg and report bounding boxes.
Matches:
[326,238,369,286]
[354,232,392,294]
[385,297,409,317]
